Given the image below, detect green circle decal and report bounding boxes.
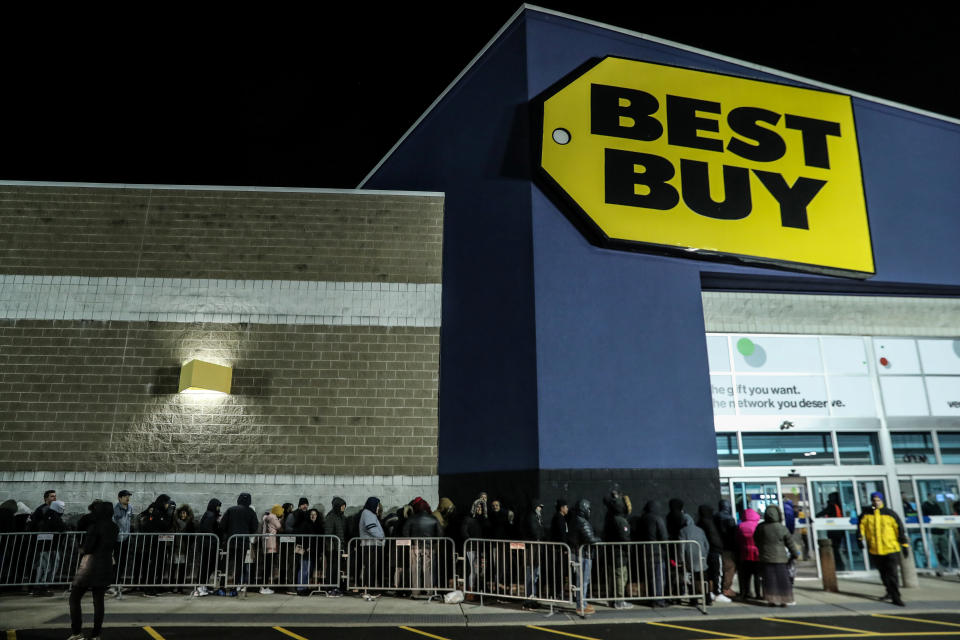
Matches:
[737,338,755,356]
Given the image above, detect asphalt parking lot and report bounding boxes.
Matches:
[9,613,960,640]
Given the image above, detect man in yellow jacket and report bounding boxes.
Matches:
[857,491,909,606]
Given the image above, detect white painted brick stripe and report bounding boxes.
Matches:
[0,275,441,327]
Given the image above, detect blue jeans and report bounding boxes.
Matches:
[577,556,592,608]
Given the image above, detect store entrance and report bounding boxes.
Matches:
[809,477,887,574]
[900,476,960,574]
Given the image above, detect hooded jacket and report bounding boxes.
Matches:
[782,499,796,534]
[603,494,631,542]
[678,513,709,570]
[432,497,455,534]
[198,499,221,535]
[325,497,347,544]
[402,501,442,538]
[736,508,761,562]
[359,497,384,539]
[0,499,15,534]
[696,505,723,554]
[174,504,196,533]
[525,501,547,542]
[857,497,908,556]
[666,498,685,540]
[754,505,798,564]
[139,494,174,533]
[74,501,119,588]
[636,500,668,542]
[715,500,738,551]
[262,510,283,553]
[220,493,258,541]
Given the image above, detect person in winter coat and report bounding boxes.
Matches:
[220,493,258,594]
[666,498,685,540]
[678,513,710,604]
[602,490,634,609]
[258,505,283,594]
[636,500,668,607]
[754,504,800,607]
[857,492,909,606]
[432,497,455,537]
[324,497,347,596]
[32,498,66,596]
[736,508,762,600]
[697,505,723,603]
[460,499,484,596]
[568,499,600,616]
[714,499,739,599]
[550,499,569,544]
[67,501,118,640]
[295,508,325,594]
[171,504,196,593]
[489,500,511,539]
[358,497,384,596]
[195,498,221,595]
[402,499,441,591]
[816,491,847,571]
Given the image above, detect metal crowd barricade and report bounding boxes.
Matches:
[224,533,341,594]
[580,541,707,612]
[114,532,221,592]
[0,531,86,589]
[346,537,455,596]
[462,539,574,606]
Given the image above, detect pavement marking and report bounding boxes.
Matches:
[646,621,746,637]
[715,633,960,639]
[399,626,453,640]
[6,630,15,640]
[763,617,871,634]
[274,627,310,640]
[872,614,960,629]
[527,625,603,640]
[144,627,166,640]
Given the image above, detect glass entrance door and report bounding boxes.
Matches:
[810,478,887,572]
[916,477,960,573]
[733,480,780,518]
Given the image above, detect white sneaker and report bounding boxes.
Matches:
[614,601,634,609]
[713,593,732,603]
[67,635,85,640]
[260,587,274,595]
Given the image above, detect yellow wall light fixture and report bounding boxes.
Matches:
[178,359,232,395]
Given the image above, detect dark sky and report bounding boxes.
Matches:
[1,5,954,189]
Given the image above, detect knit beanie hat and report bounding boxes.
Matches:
[49,500,65,514]
[298,497,309,507]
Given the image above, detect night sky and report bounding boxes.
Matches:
[1,5,954,189]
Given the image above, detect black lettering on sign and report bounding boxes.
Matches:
[726,107,786,163]
[591,84,662,141]
[605,149,679,210]
[680,160,751,220]
[666,95,723,152]
[753,171,827,230]
[784,114,841,169]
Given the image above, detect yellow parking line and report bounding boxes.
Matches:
[763,617,871,634]
[725,633,960,640]
[527,624,603,640]
[873,613,960,628]
[399,627,453,640]
[143,628,166,640]
[646,620,746,637]
[7,630,16,640]
[274,627,310,640]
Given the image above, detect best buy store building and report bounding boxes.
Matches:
[363,7,960,576]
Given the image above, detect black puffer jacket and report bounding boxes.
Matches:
[220,493,259,541]
[636,500,668,542]
[75,502,120,588]
[567,500,601,551]
[603,494,631,542]
[666,498,685,540]
[697,505,723,554]
[140,495,174,533]
[714,499,738,552]
[402,510,442,537]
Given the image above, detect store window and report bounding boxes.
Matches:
[716,433,740,466]
[741,432,834,467]
[937,432,960,464]
[891,432,936,464]
[836,433,881,465]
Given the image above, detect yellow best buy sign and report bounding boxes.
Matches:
[536,56,874,277]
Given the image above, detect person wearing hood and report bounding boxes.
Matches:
[295,508,325,596]
[636,500,668,607]
[432,497,455,537]
[666,498,685,540]
[0,498,16,533]
[194,498,221,596]
[697,505,723,603]
[460,498,485,598]
[358,497,384,598]
[324,497,347,596]
[220,493,258,596]
[137,494,176,596]
[32,498,65,597]
[258,505,284,594]
[67,501,118,640]
[678,513,711,605]
[736,508,762,600]
[857,492,908,607]
[714,499,738,599]
[567,499,600,616]
[754,504,800,607]
[402,499,440,592]
[171,504,196,593]
[14,501,32,532]
[602,490,634,609]
[0,499,16,590]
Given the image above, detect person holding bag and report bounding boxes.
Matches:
[68,501,119,640]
